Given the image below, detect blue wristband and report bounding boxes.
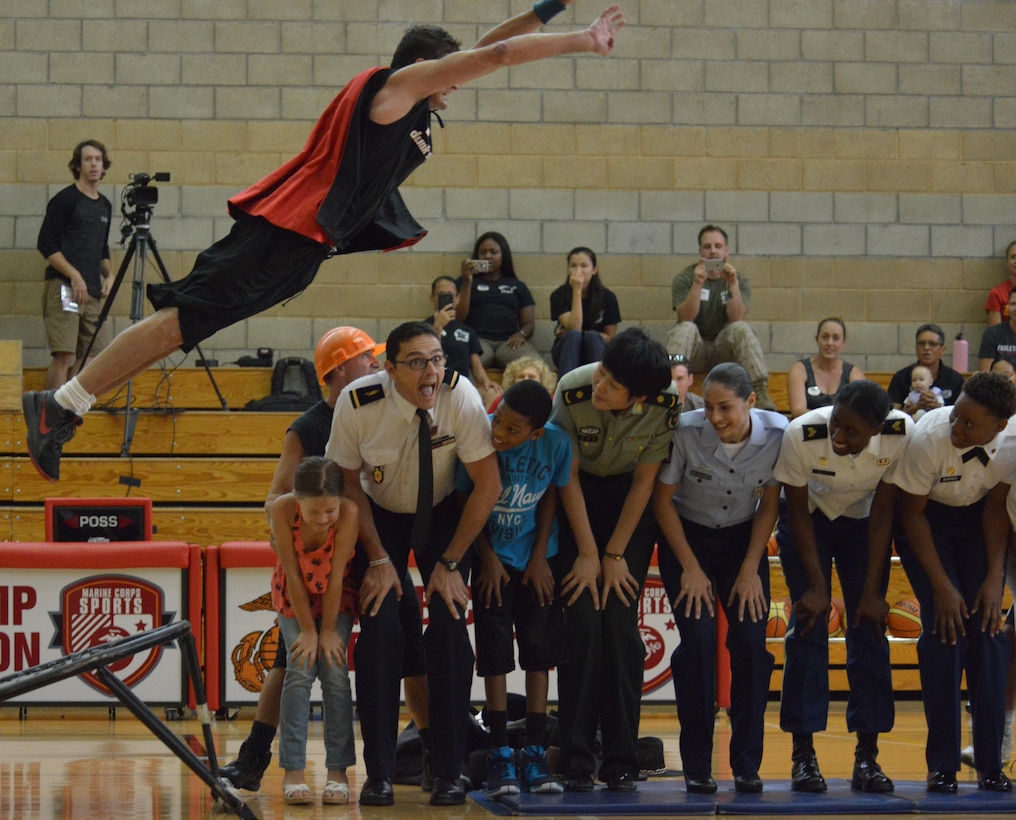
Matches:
[533,0,567,25]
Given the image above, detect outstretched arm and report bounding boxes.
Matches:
[474,0,576,48]
[370,6,625,125]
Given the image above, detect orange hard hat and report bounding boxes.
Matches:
[314,327,386,385]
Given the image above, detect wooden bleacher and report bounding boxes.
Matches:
[4,366,296,545]
[4,366,900,546]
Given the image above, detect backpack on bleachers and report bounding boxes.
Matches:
[243,357,322,411]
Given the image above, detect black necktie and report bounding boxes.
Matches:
[410,408,433,550]
[962,446,990,467]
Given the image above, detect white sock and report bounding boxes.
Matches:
[54,378,96,417]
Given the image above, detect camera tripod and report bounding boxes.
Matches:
[80,204,227,457]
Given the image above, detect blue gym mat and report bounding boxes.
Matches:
[468,778,1016,815]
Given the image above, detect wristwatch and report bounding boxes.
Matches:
[438,555,460,572]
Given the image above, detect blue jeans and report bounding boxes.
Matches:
[277,613,356,771]
[552,330,605,378]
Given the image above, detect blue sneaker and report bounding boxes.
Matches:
[484,746,519,796]
[519,745,564,794]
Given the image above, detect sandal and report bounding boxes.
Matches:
[322,780,350,805]
[283,782,313,805]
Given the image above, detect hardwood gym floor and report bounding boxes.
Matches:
[0,700,1012,819]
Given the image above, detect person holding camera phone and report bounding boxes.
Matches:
[22,2,626,483]
[456,231,541,370]
[665,225,777,411]
[426,276,503,410]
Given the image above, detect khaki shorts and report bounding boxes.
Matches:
[42,278,111,359]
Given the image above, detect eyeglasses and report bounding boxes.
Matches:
[392,354,447,371]
[916,340,944,348]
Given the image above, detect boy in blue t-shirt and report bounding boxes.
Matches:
[455,379,572,796]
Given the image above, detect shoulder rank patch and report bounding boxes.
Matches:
[803,423,828,441]
[350,384,385,408]
[443,369,460,388]
[562,385,593,405]
[882,418,906,435]
[652,392,680,412]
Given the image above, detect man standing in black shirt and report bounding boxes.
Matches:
[37,139,113,389]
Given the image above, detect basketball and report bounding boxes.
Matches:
[826,603,841,636]
[766,598,791,638]
[887,599,922,639]
[830,597,846,636]
[766,534,778,556]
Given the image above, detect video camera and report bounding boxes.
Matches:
[124,171,169,208]
[120,171,170,238]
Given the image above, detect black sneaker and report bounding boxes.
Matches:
[22,390,81,482]
[218,740,272,791]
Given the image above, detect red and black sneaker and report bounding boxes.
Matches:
[22,390,82,482]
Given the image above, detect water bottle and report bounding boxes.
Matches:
[952,333,968,374]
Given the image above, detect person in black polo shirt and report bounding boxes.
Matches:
[888,323,965,419]
[426,276,502,410]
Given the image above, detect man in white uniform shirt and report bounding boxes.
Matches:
[326,321,500,807]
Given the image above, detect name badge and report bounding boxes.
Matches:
[939,475,962,483]
[700,288,711,300]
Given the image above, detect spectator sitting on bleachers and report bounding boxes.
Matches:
[487,356,558,414]
[426,275,502,410]
[786,317,864,418]
[664,224,776,410]
[550,246,620,378]
[979,290,1016,372]
[985,240,1016,327]
[456,231,540,369]
[669,354,703,411]
[888,323,965,418]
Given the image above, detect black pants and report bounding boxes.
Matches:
[895,499,1009,773]
[353,495,475,781]
[555,471,657,781]
[778,510,894,736]
[658,517,774,778]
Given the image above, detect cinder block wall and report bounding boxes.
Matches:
[3,0,1016,374]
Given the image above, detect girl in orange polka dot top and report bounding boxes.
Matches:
[270,456,358,806]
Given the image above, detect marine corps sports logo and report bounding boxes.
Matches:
[640,574,680,695]
[51,576,170,695]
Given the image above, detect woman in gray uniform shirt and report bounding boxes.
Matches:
[652,362,788,795]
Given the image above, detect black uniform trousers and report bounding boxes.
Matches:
[353,495,475,781]
[895,498,1009,774]
[778,510,894,736]
[555,470,657,782]
[658,517,774,778]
